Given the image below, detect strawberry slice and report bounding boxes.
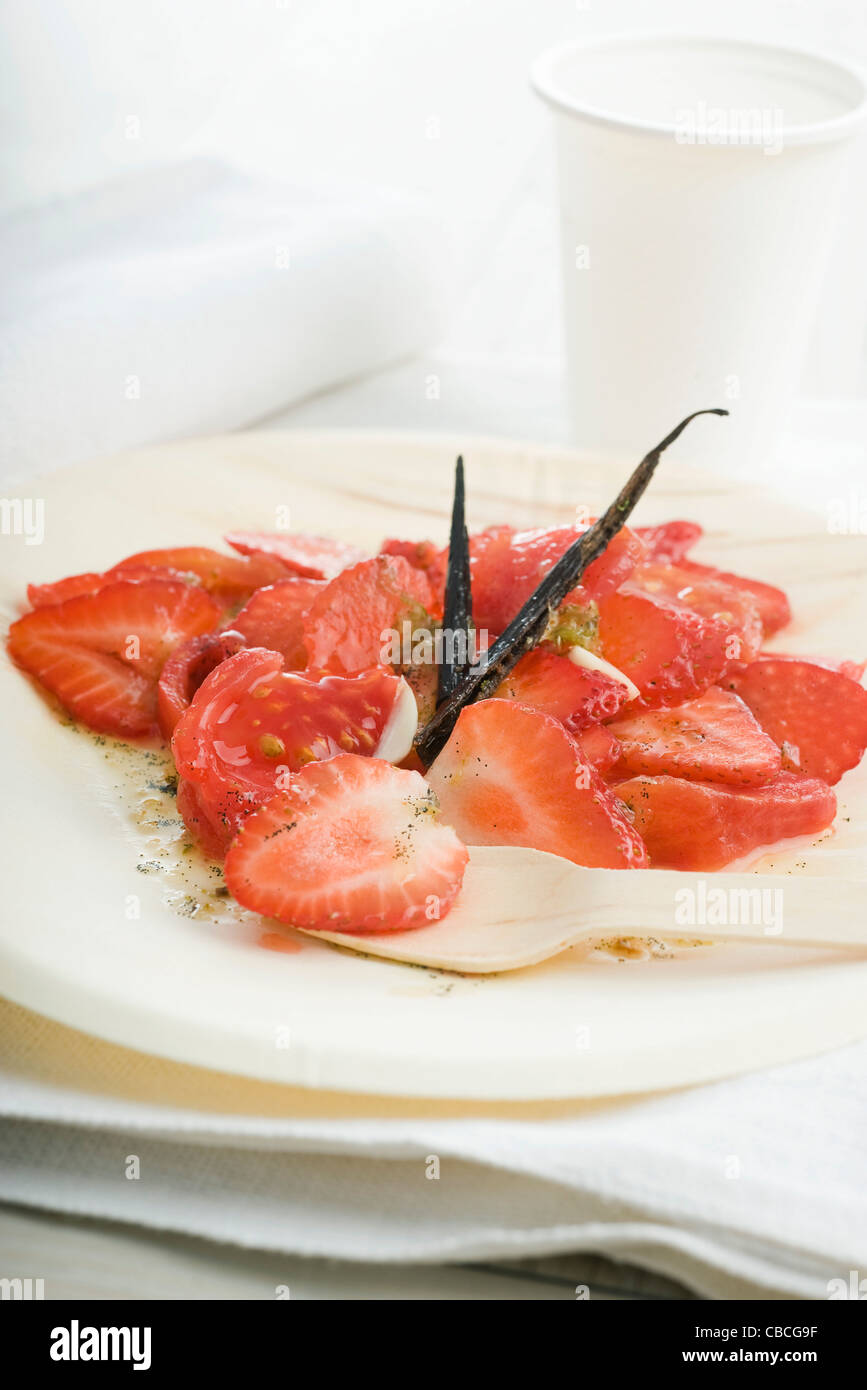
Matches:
[225,531,365,581]
[752,651,866,684]
[493,647,628,728]
[177,776,235,859]
[839,659,866,684]
[607,687,781,785]
[8,579,222,737]
[677,560,791,637]
[469,523,643,634]
[380,538,448,605]
[113,547,290,606]
[224,755,468,934]
[157,630,246,739]
[27,563,196,609]
[573,722,622,775]
[632,563,762,664]
[172,648,418,843]
[615,772,836,870]
[597,585,731,707]
[635,520,702,565]
[303,555,436,675]
[29,548,289,611]
[724,658,867,785]
[231,577,325,669]
[426,699,648,869]
[28,572,106,608]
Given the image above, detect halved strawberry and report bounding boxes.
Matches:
[635,520,703,565]
[8,579,222,737]
[677,560,791,636]
[303,555,435,675]
[224,755,468,934]
[426,699,648,868]
[157,630,246,739]
[493,646,628,729]
[231,577,325,669]
[632,563,762,664]
[597,585,731,707]
[225,531,365,581]
[469,523,644,634]
[607,687,781,785]
[615,772,836,870]
[724,658,867,785]
[172,648,418,843]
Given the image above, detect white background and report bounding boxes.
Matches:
[2,0,867,396]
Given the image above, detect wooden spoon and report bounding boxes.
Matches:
[303,845,867,973]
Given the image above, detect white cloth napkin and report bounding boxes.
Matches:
[0,998,864,1300]
[0,160,450,482]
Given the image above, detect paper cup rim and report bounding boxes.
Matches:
[530,32,867,146]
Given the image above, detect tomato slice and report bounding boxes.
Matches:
[171,648,418,843]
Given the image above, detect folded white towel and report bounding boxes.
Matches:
[0,160,450,482]
[0,998,864,1300]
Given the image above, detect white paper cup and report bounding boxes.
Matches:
[531,35,867,472]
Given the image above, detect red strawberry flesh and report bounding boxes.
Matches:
[224,755,468,933]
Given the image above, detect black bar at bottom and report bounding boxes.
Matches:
[6,1296,865,1373]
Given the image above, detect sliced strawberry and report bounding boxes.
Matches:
[597,585,731,707]
[753,651,866,684]
[677,560,791,636]
[231,578,325,670]
[469,523,643,634]
[303,555,435,675]
[573,722,622,775]
[632,563,762,664]
[615,772,836,870]
[8,579,222,737]
[224,755,468,934]
[30,549,288,612]
[607,686,781,785]
[225,531,365,581]
[840,659,867,684]
[493,647,628,729]
[724,658,867,785]
[177,776,235,859]
[28,572,106,608]
[27,563,198,609]
[172,648,418,843]
[112,547,290,606]
[635,520,703,565]
[426,699,648,869]
[380,538,448,606]
[157,630,246,739]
